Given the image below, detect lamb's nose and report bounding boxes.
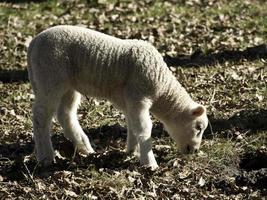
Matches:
[186,145,191,153]
[186,145,198,154]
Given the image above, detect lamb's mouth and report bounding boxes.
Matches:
[180,144,199,154]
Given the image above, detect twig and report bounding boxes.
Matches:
[22,161,35,184]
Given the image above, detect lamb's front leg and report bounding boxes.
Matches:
[126,116,139,156]
[126,100,158,169]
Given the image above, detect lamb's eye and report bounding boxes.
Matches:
[196,124,202,137]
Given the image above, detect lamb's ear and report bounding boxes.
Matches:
[190,105,205,118]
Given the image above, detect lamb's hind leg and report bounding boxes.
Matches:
[33,94,62,166]
[57,90,95,155]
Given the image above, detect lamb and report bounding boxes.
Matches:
[27,25,208,169]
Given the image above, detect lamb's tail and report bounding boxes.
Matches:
[27,37,38,94]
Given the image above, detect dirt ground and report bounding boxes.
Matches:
[0,0,266,199]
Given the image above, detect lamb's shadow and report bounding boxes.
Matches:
[0,124,134,181]
[0,140,35,181]
[205,109,267,138]
[164,44,267,67]
[0,69,28,83]
[1,109,266,181]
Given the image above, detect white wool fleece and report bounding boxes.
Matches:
[28,25,208,169]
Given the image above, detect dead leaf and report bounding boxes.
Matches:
[198,177,205,187]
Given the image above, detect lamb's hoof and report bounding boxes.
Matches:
[140,160,159,171]
[76,144,95,156]
[75,134,95,156]
[140,163,159,171]
[126,149,140,157]
[37,155,55,167]
[126,144,140,157]
[147,163,159,171]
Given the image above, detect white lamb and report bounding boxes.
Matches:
[27,25,208,169]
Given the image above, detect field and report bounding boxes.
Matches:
[0,0,266,199]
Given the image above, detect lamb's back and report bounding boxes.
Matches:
[28,25,175,100]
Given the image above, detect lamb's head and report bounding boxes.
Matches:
[163,104,208,154]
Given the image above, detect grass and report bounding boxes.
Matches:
[0,0,266,199]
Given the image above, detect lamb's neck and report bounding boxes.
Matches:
[151,77,194,122]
